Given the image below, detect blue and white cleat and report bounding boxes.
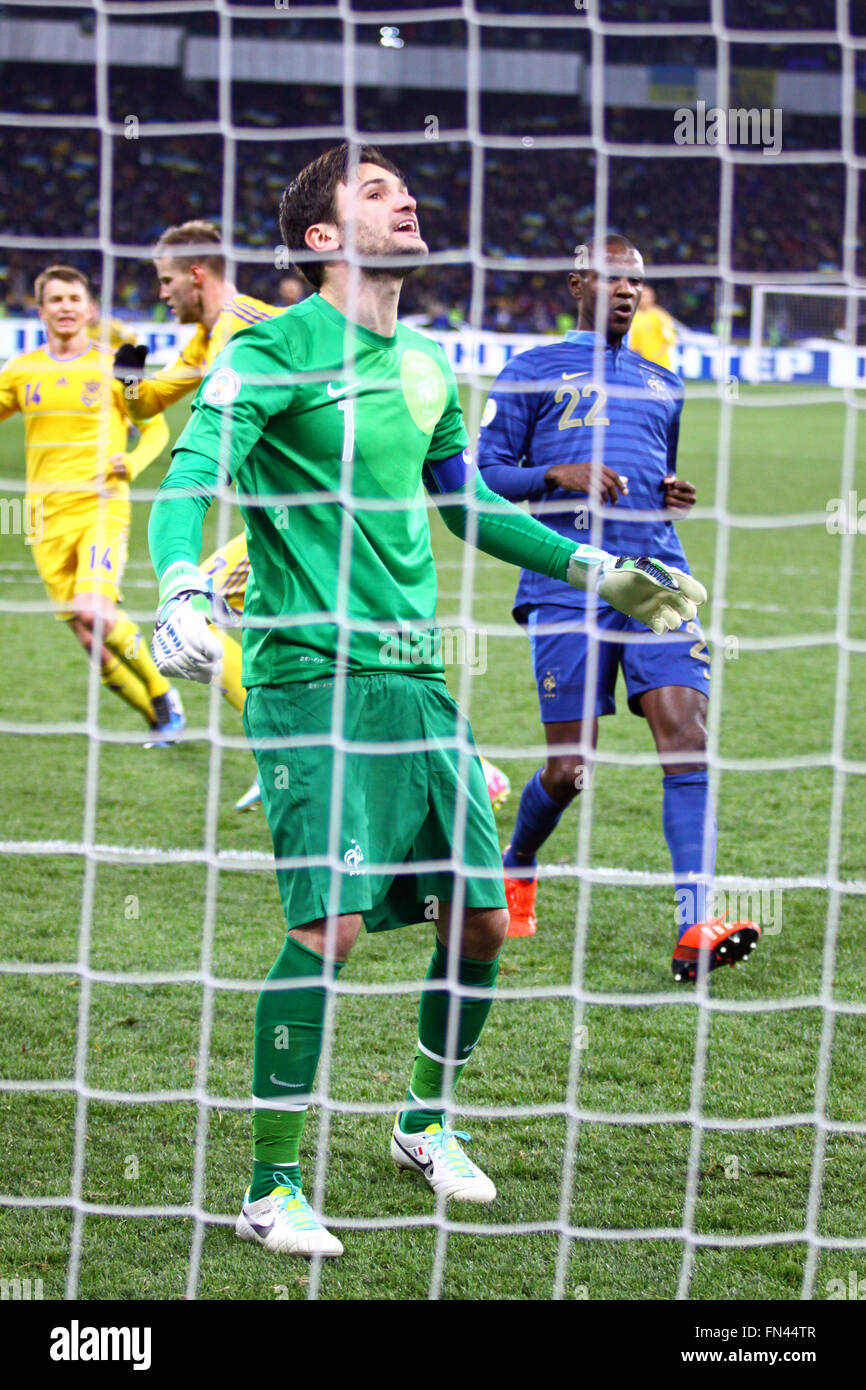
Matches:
[234,778,261,812]
[144,686,186,748]
[235,1180,343,1258]
[391,1120,496,1203]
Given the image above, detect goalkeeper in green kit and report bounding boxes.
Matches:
[149,144,706,1259]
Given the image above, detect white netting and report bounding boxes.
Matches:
[749,283,866,354]
[1,0,865,1303]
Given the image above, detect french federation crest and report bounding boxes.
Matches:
[400,349,447,434]
[647,375,668,398]
[343,839,365,875]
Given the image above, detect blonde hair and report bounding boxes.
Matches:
[153,220,225,276]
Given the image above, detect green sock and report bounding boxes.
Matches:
[249,1105,306,1200]
[250,1159,302,1202]
[249,933,342,1197]
[399,940,500,1136]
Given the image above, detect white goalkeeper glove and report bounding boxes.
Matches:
[152,560,238,683]
[567,550,707,634]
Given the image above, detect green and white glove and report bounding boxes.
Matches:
[152,560,238,683]
[567,549,707,634]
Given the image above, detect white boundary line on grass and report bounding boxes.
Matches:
[2,836,865,894]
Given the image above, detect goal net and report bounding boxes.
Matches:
[1,0,865,1307]
[750,284,866,349]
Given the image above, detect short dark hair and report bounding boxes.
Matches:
[153,220,226,277]
[278,143,404,290]
[34,264,92,305]
[573,234,639,274]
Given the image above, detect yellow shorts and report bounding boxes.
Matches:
[202,531,249,614]
[33,502,129,617]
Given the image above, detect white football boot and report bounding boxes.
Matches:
[234,778,262,812]
[235,1180,343,1258]
[391,1120,496,1203]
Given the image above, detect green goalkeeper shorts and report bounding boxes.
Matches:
[243,673,507,932]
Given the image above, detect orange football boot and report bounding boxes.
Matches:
[503,846,537,937]
[672,917,760,982]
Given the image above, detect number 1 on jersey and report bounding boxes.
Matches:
[338,397,355,464]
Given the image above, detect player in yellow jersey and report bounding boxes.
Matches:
[114,221,281,803]
[119,221,282,421]
[627,284,678,370]
[87,310,137,352]
[0,265,184,740]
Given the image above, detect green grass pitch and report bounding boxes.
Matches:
[1,383,865,1300]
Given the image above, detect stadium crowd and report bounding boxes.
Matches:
[0,31,858,334]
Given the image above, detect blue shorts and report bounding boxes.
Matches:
[526,602,711,723]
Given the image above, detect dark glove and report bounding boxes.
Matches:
[113,343,148,381]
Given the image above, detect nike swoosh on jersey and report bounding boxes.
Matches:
[269,1073,306,1089]
[326,382,360,398]
[561,371,589,380]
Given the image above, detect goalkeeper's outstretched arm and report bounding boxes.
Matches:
[423,450,706,635]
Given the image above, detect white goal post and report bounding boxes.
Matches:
[749,283,866,353]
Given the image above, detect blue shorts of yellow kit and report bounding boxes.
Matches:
[243,672,507,932]
[526,601,711,722]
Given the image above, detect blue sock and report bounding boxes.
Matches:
[503,769,566,870]
[662,771,717,938]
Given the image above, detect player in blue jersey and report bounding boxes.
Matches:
[476,235,759,981]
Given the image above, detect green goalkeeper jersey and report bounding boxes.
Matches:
[149,293,589,688]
